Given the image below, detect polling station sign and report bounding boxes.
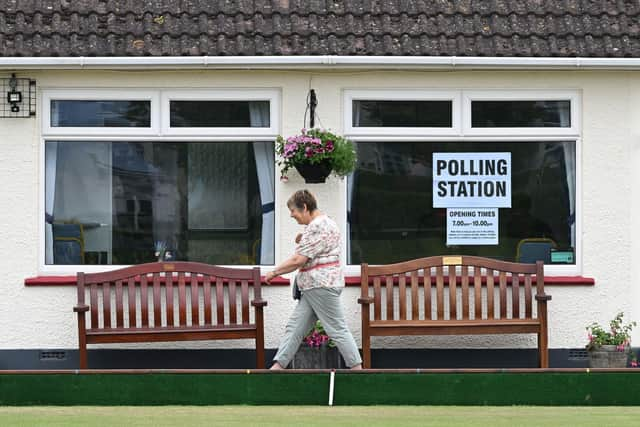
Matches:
[433,152,511,208]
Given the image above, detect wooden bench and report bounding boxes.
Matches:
[358,255,551,368]
[73,262,267,369]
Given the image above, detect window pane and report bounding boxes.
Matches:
[471,100,571,127]
[353,100,452,127]
[50,100,151,127]
[170,100,270,127]
[45,141,274,265]
[348,141,576,264]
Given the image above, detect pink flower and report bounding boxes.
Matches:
[632,360,638,368]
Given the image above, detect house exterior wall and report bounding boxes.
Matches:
[0,69,637,351]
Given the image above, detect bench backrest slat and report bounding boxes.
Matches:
[362,256,544,322]
[385,276,393,320]
[486,270,495,319]
[512,274,520,318]
[373,277,381,321]
[127,277,136,328]
[411,270,419,320]
[102,282,111,328]
[229,280,238,324]
[448,265,457,320]
[191,274,200,326]
[398,275,407,320]
[241,280,250,325]
[141,275,149,327]
[203,276,212,325]
[90,283,99,328]
[499,271,507,318]
[524,274,532,318]
[153,273,161,326]
[77,262,262,331]
[216,277,225,324]
[474,267,482,320]
[166,275,175,326]
[460,265,469,320]
[115,280,124,328]
[435,266,444,320]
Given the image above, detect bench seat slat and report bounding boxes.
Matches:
[86,325,258,344]
[369,319,542,336]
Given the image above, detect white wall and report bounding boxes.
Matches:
[0,69,638,351]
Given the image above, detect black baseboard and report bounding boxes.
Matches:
[0,347,624,370]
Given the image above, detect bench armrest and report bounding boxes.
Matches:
[535,294,552,302]
[357,297,373,305]
[251,299,268,308]
[73,304,90,313]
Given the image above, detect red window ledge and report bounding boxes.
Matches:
[25,275,290,287]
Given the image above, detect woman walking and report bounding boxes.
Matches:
[265,190,362,370]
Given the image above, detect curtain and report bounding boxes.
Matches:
[45,142,58,264]
[558,106,576,246]
[250,101,274,264]
[352,100,361,127]
[562,142,576,246]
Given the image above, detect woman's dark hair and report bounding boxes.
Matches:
[287,189,318,212]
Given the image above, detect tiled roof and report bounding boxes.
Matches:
[1,0,640,57]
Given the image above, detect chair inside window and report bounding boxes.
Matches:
[53,223,85,264]
[516,238,557,264]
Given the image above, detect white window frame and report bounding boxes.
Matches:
[42,89,161,136]
[344,89,462,138]
[342,89,582,276]
[40,88,280,275]
[463,90,581,137]
[161,89,280,137]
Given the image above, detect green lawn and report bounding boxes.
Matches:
[1,406,639,427]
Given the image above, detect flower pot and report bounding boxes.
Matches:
[588,345,630,368]
[290,345,342,369]
[294,160,332,184]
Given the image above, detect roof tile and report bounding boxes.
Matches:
[2,0,640,57]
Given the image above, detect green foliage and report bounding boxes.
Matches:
[275,128,357,179]
[586,312,636,351]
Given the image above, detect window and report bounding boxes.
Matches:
[43,90,160,135]
[42,89,279,271]
[463,90,580,136]
[170,101,270,128]
[471,100,571,128]
[344,90,460,137]
[51,100,151,127]
[161,90,279,136]
[345,89,580,274]
[352,100,452,127]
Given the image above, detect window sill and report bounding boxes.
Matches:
[24,275,290,287]
[344,275,595,286]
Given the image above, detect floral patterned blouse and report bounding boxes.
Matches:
[295,215,343,290]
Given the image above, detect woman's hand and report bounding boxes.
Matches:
[265,270,277,284]
[295,233,302,244]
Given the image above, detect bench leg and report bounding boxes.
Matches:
[78,316,88,369]
[362,331,371,369]
[539,331,549,368]
[255,309,265,369]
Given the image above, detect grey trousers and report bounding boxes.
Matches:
[273,286,362,368]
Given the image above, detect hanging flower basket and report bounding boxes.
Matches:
[293,159,333,184]
[276,128,356,183]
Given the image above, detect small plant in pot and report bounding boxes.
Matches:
[275,128,356,183]
[290,321,341,369]
[586,312,636,368]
